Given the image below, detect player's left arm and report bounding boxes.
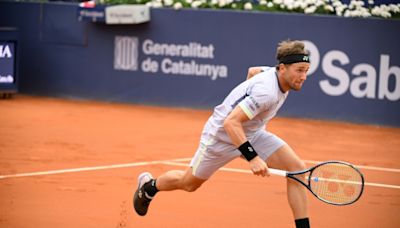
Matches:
[246,66,266,80]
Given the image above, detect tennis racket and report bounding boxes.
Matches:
[269,161,364,206]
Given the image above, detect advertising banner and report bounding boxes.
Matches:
[0,3,398,126]
[0,41,17,93]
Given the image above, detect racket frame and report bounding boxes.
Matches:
[269,160,365,206]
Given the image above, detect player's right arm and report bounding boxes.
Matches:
[223,106,269,177]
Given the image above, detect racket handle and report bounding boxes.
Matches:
[269,168,287,177]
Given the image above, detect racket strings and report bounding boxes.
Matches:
[309,163,363,205]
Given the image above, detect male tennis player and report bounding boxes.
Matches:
[134,40,311,228]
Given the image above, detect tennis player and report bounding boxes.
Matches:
[134,40,311,228]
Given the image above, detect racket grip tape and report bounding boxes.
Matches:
[269,168,287,177]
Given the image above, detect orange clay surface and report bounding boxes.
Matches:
[0,95,399,228]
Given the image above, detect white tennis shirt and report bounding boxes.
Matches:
[203,66,289,143]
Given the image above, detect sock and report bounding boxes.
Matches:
[143,179,159,197]
[295,218,310,228]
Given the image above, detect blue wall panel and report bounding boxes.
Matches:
[0,2,399,126]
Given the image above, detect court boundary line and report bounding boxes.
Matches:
[303,160,400,173]
[161,161,400,190]
[162,158,400,173]
[0,157,399,190]
[0,157,191,180]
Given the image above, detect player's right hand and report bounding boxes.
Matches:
[249,156,270,177]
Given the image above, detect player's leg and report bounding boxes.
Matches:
[134,167,206,216]
[155,138,240,193]
[267,144,309,227]
[156,168,207,192]
[251,131,309,227]
[134,138,238,216]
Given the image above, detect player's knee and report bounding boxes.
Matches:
[288,159,306,172]
[182,181,202,192]
[297,160,307,171]
[184,183,201,192]
[287,160,307,183]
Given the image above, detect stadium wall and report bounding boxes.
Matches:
[0,2,399,126]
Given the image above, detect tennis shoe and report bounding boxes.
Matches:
[133,172,154,216]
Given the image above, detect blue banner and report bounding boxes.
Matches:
[0,40,17,92]
[0,2,399,126]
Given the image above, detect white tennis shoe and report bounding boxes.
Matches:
[133,172,154,216]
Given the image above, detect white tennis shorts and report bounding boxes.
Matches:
[189,130,286,180]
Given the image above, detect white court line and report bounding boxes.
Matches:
[0,157,192,180]
[165,158,400,173]
[303,160,400,173]
[1,157,399,190]
[160,161,400,190]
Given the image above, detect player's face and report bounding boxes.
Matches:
[283,62,310,91]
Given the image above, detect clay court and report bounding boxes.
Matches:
[0,95,399,227]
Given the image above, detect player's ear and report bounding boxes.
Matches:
[278,63,286,72]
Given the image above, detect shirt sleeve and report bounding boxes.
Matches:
[251,66,269,72]
[260,66,270,72]
[238,83,273,120]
